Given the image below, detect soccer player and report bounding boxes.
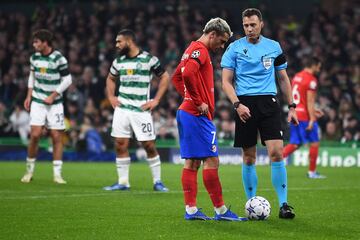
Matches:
[221,8,298,219]
[21,29,72,184]
[103,29,169,192]
[172,18,246,221]
[283,57,326,179]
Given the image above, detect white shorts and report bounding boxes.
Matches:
[111,108,156,141]
[30,101,65,130]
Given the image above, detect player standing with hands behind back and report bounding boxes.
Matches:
[221,8,298,219]
[173,18,247,221]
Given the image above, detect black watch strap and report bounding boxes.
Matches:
[233,101,241,110]
[288,103,297,109]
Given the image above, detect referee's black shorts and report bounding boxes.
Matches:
[234,95,283,148]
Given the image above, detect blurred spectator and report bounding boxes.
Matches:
[218,120,235,140]
[78,115,104,153]
[323,121,341,141]
[9,103,30,144]
[0,101,11,136]
[0,1,359,150]
[0,74,18,108]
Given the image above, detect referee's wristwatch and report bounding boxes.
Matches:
[288,103,297,109]
[233,101,241,110]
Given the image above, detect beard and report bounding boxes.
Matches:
[117,45,130,56]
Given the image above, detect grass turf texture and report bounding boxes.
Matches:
[0,162,359,240]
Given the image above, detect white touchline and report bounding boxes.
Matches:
[0,186,359,200]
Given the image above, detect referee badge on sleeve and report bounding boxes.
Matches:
[262,57,272,70]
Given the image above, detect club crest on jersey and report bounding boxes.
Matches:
[262,57,272,70]
[136,62,142,69]
[191,50,200,59]
[127,69,134,75]
[211,145,217,153]
[310,81,317,89]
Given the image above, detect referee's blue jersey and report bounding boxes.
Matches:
[221,35,287,96]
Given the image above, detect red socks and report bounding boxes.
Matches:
[181,168,198,207]
[283,144,298,158]
[182,168,225,208]
[202,169,224,208]
[283,144,319,172]
[309,145,319,172]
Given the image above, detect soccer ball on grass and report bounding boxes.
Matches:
[245,196,271,220]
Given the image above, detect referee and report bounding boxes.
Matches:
[221,8,298,219]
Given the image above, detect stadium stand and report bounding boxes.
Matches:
[0,0,359,151]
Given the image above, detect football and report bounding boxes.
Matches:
[245,196,271,220]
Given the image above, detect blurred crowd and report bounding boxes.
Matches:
[0,0,359,151]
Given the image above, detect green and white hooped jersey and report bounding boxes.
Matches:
[30,50,69,105]
[110,51,164,112]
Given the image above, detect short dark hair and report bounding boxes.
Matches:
[32,29,53,46]
[117,29,137,43]
[242,8,263,21]
[304,56,322,68]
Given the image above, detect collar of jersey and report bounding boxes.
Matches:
[124,50,143,59]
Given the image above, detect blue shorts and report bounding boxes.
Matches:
[176,110,218,159]
[289,121,319,145]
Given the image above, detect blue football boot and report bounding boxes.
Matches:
[153,181,169,192]
[214,208,248,221]
[103,183,130,191]
[185,209,212,220]
[307,171,326,179]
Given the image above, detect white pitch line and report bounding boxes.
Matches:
[0,186,359,200]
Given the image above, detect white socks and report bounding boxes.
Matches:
[186,205,227,215]
[116,157,131,186]
[26,157,36,174]
[53,160,63,177]
[214,205,228,215]
[147,155,161,184]
[186,205,198,214]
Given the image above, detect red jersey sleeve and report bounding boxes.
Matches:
[182,48,208,106]
[189,48,207,65]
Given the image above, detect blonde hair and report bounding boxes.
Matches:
[203,17,233,37]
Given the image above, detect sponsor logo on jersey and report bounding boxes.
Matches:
[181,53,189,61]
[40,67,47,74]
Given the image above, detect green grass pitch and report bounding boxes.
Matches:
[0,162,359,240]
